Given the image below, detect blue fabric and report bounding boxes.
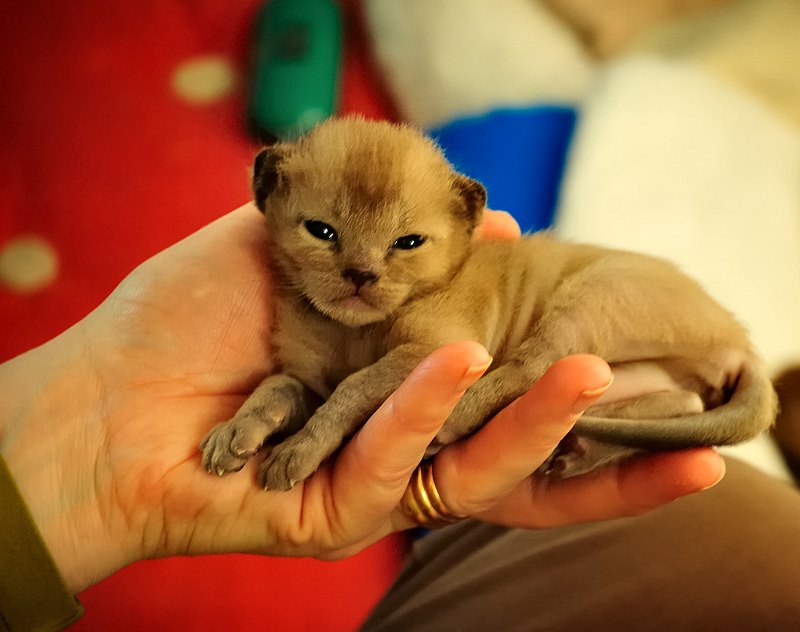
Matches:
[428,107,577,233]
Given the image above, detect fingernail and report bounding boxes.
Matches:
[456,356,493,392]
[699,454,726,491]
[572,374,614,414]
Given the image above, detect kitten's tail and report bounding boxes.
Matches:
[572,361,778,450]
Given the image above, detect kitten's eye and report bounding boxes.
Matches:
[304,220,337,242]
[392,234,426,250]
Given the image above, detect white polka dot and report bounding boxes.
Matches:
[0,236,59,293]
[171,55,238,104]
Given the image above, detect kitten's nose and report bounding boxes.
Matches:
[343,268,378,290]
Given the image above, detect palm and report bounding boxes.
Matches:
[90,206,360,559]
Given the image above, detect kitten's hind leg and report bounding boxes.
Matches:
[542,390,704,478]
[200,374,320,476]
[539,436,645,479]
[583,389,703,420]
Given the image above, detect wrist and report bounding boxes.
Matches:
[0,322,136,593]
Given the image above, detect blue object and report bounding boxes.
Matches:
[428,107,577,232]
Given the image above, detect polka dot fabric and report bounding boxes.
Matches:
[0,1,402,630]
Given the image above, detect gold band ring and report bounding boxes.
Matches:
[400,460,465,529]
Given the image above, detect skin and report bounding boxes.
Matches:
[0,203,724,596]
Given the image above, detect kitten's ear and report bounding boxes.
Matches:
[452,175,487,227]
[252,146,287,212]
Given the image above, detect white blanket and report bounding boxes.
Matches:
[557,56,800,480]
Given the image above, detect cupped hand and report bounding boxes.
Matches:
[0,204,724,595]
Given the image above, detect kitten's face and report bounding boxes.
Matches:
[254,117,486,327]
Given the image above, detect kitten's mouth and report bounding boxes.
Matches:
[311,292,386,327]
[304,282,394,325]
[337,294,375,311]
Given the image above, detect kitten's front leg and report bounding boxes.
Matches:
[200,374,319,476]
[258,345,428,491]
[428,362,537,453]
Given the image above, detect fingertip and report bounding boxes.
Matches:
[685,449,727,492]
[517,354,612,418]
[416,341,491,389]
[665,448,726,495]
[436,340,492,365]
[620,448,726,505]
[476,209,522,241]
[548,355,613,392]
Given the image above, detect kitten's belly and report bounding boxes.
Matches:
[503,279,540,355]
[485,264,542,361]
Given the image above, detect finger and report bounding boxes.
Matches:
[331,341,492,527]
[149,202,263,266]
[433,355,614,516]
[480,448,726,528]
[474,209,522,241]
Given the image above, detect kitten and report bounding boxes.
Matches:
[200,116,777,490]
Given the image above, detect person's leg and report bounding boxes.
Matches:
[774,366,800,479]
[362,458,800,631]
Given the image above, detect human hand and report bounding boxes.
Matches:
[0,204,724,595]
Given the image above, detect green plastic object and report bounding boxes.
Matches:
[249,0,342,141]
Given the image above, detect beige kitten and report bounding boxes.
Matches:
[200,116,777,490]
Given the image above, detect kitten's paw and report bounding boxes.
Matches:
[425,423,471,455]
[431,419,474,450]
[434,401,487,447]
[200,421,251,476]
[536,436,643,479]
[424,441,443,458]
[257,440,323,491]
[423,425,467,456]
[200,413,279,476]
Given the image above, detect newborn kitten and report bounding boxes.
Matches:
[200,116,777,490]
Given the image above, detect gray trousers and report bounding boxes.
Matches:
[363,458,800,631]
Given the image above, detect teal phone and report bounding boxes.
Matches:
[249,0,342,141]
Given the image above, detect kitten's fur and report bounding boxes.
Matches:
[200,116,777,490]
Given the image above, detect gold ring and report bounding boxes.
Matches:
[400,460,465,529]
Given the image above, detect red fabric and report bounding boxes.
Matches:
[1,1,405,629]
